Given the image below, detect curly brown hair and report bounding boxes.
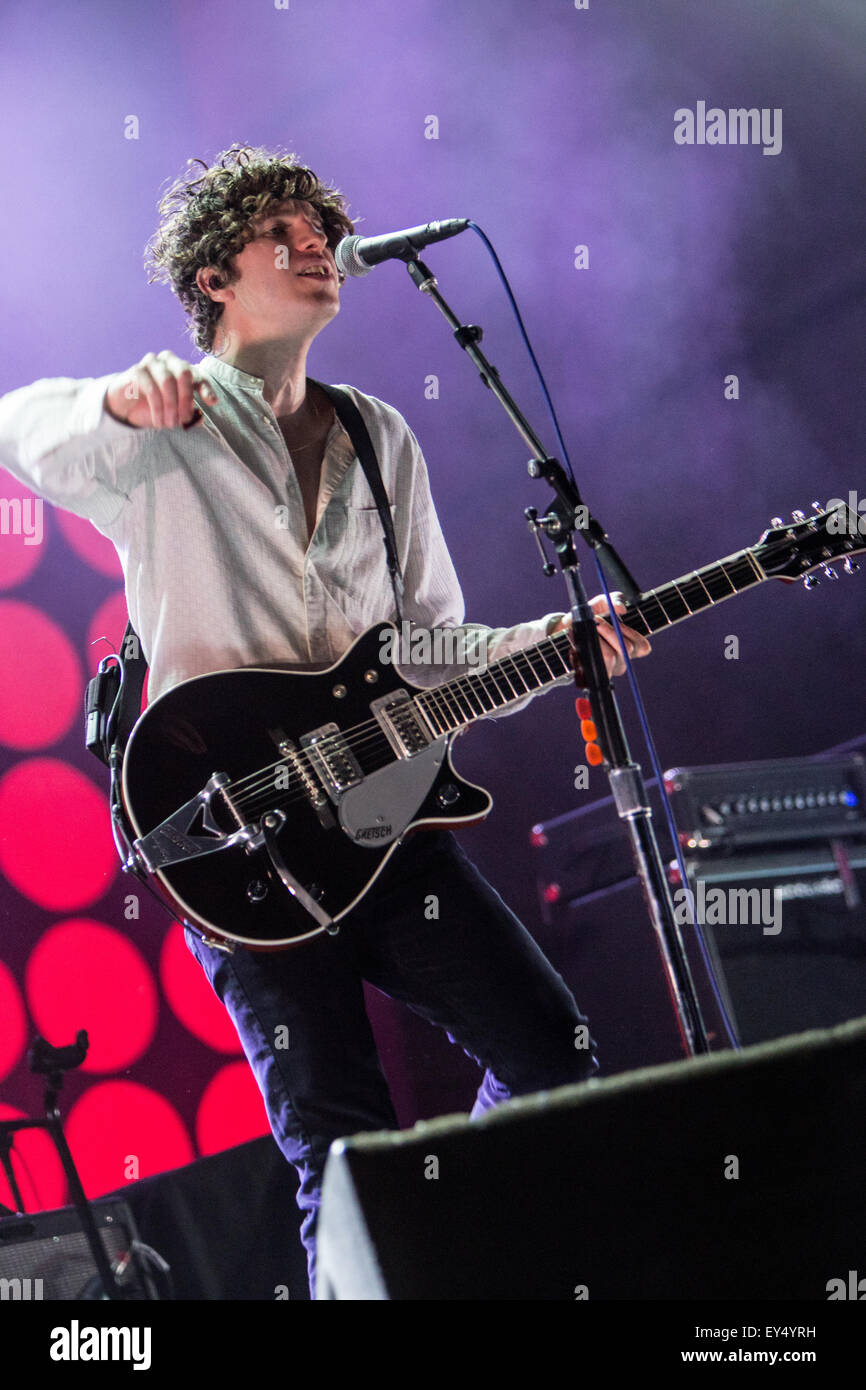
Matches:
[144,143,355,353]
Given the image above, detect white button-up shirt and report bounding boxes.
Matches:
[0,354,563,706]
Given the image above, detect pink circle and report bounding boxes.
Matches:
[195,1061,269,1155]
[86,590,129,677]
[0,477,47,589]
[26,920,158,1072]
[0,959,28,1082]
[160,924,243,1054]
[0,601,82,749]
[56,510,122,578]
[0,759,118,909]
[0,1104,68,1212]
[65,1081,194,1197]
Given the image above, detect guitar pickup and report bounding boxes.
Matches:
[370,690,435,758]
[300,724,363,801]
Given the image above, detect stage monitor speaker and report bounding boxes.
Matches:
[683,844,866,1046]
[0,1198,161,1300]
[316,1016,866,1300]
[541,844,866,1073]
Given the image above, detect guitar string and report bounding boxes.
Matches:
[225,633,576,805]
[226,563,755,813]
[228,631,582,810]
[225,557,758,813]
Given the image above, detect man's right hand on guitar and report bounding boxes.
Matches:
[104,350,218,430]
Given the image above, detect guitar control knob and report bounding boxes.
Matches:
[844,557,860,574]
[437,783,460,807]
[247,879,268,902]
[803,574,820,589]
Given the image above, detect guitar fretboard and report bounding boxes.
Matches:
[414,547,764,735]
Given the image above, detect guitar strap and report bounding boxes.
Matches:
[85,379,403,766]
[312,380,405,624]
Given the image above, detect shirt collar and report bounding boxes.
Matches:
[200,354,265,394]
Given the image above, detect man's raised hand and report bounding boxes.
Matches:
[104,350,218,429]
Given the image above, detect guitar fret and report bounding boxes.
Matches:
[491,661,522,702]
[744,549,764,582]
[525,644,558,684]
[618,549,767,638]
[421,688,450,735]
[480,664,513,708]
[691,569,713,604]
[533,642,560,681]
[503,654,533,696]
[697,564,733,603]
[663,581,693,622]
[469,673,498,714]
[425,637,573,732]
[722,556,758,592]
[624,606,653,637]
[412,543,772,740]
[513,650,543,692]
[450,677,484,720]
[439,686,464,729]
[516,646,555,691]
[642,589,675,630]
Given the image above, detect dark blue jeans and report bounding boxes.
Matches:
[183,829,598,1297]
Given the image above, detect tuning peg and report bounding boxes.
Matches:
[844,557,860,574]
[821,565,839,580]
[803,574,820,589]
[770,516,784,528]
[791,510,806,522]
[812,500,824,513]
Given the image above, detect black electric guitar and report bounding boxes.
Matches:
[121,503,865,949]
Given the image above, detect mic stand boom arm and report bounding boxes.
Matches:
[405,256,711,1058]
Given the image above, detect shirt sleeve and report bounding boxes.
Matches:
[0,375,145,529]
[391,415,569,718]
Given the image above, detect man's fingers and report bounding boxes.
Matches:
[566,611,651,683]
[149,362,181,428]
[173,365,196,424]
[130,366,164,428]
[589,592,624,618]
[136,352,218,427]
[594,621,627,676]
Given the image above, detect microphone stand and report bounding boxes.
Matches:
[404,255,711,1057]
[0,1032,127,1299]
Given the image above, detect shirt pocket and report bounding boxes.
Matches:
[319,500,400,629]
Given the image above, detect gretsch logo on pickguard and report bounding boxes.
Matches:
[355,824,393,841]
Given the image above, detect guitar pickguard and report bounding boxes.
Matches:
[338,738,448,845]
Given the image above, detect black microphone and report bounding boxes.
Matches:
[335,219,469,277]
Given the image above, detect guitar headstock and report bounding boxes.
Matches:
[755,500,865,586]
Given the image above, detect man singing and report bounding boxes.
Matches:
[0,144,650,1297]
